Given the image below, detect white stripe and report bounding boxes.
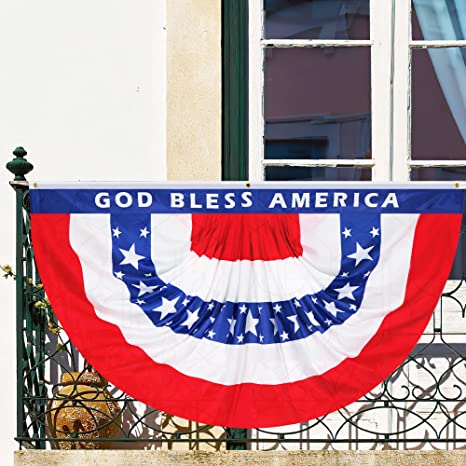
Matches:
[151,214,341,302]
[70,213,417,385]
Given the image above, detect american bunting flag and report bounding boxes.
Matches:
[30,183,463,427]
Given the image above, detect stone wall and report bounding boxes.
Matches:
[166,0,222,181]
[14,450,466,466]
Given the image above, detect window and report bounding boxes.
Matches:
[242,0,466,182]
[240,0,466,278]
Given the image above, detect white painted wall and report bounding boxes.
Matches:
[0,1,167,464]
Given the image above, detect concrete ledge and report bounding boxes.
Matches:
[14,450,466,466]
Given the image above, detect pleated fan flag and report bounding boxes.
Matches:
[30,183,463,428]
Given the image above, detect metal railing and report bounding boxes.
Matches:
[7,148,466,450]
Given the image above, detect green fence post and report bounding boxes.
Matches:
[7,147,34,447]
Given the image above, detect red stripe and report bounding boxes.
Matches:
[190,213,303,261]
[31,213,461,428]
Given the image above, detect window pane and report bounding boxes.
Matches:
[264,47,371,160]
[410,166,466,180]
[265,139,328,159]
[264,0,370,40]
[265,166,371,181]
[412,0,466,41]
[411,48,466,160]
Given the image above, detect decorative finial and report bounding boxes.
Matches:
[6,147,33,181]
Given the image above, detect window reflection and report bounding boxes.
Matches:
[265,166,371,181]
[264,0,370,40]
[411,166,466,180]
[264,48,371,161]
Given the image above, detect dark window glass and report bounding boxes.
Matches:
[264,0,370,40]
[412,0,466,41]
[265,139,328,160]
[411,48,466,160]
[264,47,371,160]
[410,166,466,181]
[265,166,371,181]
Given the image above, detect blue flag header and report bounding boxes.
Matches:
[30,183,464,214]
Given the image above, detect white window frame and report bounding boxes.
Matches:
[249,0,466,182]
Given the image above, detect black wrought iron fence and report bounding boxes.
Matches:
[7,148,466,450]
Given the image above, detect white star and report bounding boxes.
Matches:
[259,334,264,343]
[306,311,320,327]
[325,318,333,326]
[181,308,199,330]
[245,311,259,336]
[119,244,145,269]
[341,272,349,277]
[209,316,215,323]
[364,270,371,278]
[208,302,215,311]
[140,227,150,238]
[132,281,157,297]
[239,304,247,314]
[347,242,374,266]
[136,299,145,305]
[334,282,359,301]
[182,298,190,307]
[280,331,289,341]
[273,304,282,314]
[144,273,152,277]
[342,227,352,238]
[227,318,236,336]
[349,304,357,311]
[311,296,318,304]
[270,318,278,335]
[370,227,380,238]
[236,334,244,343]
[207,329,216,339]
[293,298,301,308]
[112,227,122,238]
[153,297,178,320]
[258,305,262,314]
[287,315,300,333]
[114,271,124,279]
[324,300,343,318]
